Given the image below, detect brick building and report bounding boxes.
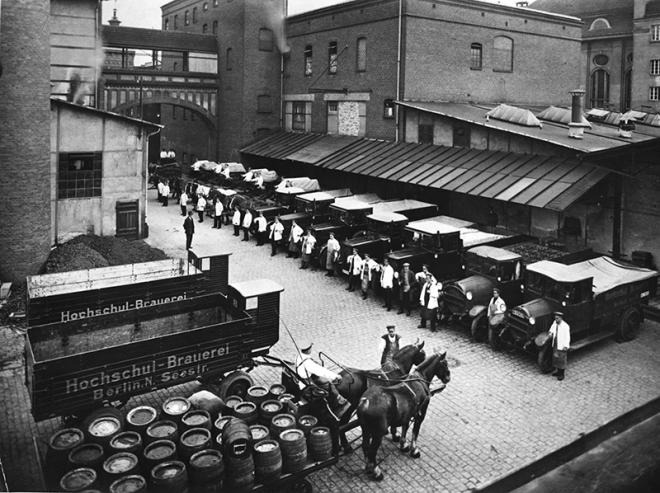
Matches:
[531,0,660,113]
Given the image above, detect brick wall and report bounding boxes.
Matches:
[0,0,52,281]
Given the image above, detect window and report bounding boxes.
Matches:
[593,54,609,66]
[183,108,188,120]
[589,18,611,30]
[174,15,178,29]
[213,21,218,34]
[470,43,482,70]
[651,59,660,75]
[172,106,177,119]
[650,86,660,101]
[193,7,197,24]
[383,99,395,119]
[213,0,218,6]
[652,24,660,41]
[202,23,208,33]
[257,95,273,113]
[58,152,102,199]
[203,2,208,11]
[184,10,189,26]
[292,102,306,131]
[173,62,178,71]
[226,48,233,70]
[259,28,273,51]
[304,45,313,76]
[623,69,632,111]
[164,18,169,31]
[492,36,513,72]
[590,69,610,107]
[356,37,367,72]
[328,41,338,74]
[453,123,471,147]
[418,124,434,144]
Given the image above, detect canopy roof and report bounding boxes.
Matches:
[297,188,352,203]
[368,212,409,223]
[467,245,522,262]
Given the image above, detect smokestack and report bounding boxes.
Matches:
[568,89,586,139]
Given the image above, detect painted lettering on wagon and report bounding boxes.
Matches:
[63,343,230,401]
[59,292,188,322]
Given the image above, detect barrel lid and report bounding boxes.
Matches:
[69,443,104,463]
[147,420,177,438]
[254,440,279,452]
[278,393,294,402]
[235,402,257,412]
[127,406,157,426]
[110,431,141,449]
[298,415,318,426]
[104,453,138,474]
[51,428,84,449]
[181,428,210,446]
[280,429,304,441]
[109,474,146,493]
[162,397,191,415]
[261,400,283,412]
[190,449,223,468]
[249,425,269,441]
[151,461,186,480]
[214,416,234,430]
[88,417,121,437]
[225,396,242,409]
[272,414,295,427]
[144,440,176,460]
[311,426,330,435]
[182,410,209,426]
[248,386,268,396]
[269,384,285,395]
[60,468,97,491]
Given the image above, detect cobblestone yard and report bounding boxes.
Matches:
[2,190,660,492]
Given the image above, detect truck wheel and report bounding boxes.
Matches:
[488,326,502,351]
[218,370,254,401]
[537,345,554,374]
[617,307,642,342]
[470,314,487,342]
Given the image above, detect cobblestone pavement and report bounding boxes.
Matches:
[3,190,660,492]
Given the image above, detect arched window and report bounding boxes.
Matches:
[184,10,189,26]
[203,2,208,11]
[164,18,169,31]
[304,45,313,76]
[356,37,367,71]
[470,43,482,70]
[174,15,178,30]
[492,36,513,72]
[259,28,273,51]
[193,7,198,24]
[590,69,610,108]
[213,20,218,35]
[202,23,208,33]
[328,41,338,74]
[589,18,611,30]
[226,48,233,71]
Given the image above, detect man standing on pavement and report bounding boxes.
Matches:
[196,194,206,222]
[359,253,378,300]
[242,208,253,241]
[161,181,170,207]
[325,233,340,277]
[213,197,223,229]
[419,273,439,331]
[378,325,401,364]
[487,288,507,329]
[269,216,284,256]
[183,210,195,250]
[345,248,362,292]
[548,312,570,381]
[300,229,316,269]
[179,190,189,216]
[254,211,268,246]
[157,179,164,204]
[397,263,416,316]
[232,208,242,236]
[380,258,395,311]
[287,221,304,258]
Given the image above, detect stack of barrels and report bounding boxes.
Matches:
[45,383,334,493]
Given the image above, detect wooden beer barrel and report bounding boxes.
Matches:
[87,416,122,450]
[145,420,179,445]
[253,439,282,484]
[68,443,105,472]
[258,400,283,426]
[268,384,286,400]
[161,397,191,423]
[59,468,98,492]
[309,427,332,461]
[270,414,296,440]
[181,409,212,431]
[297,415,318,438]
[224,396,243,412]
[232,402,258,425]
[150,460,188,493]
[224,455,254,492]
[109,431,143,457]
[126,406,158,435]
[109,474,147,493]
[246,386,269,407]
[102,452,140,485]
[278,429,307,473]
[189,449,224,492]
[46,428,85,488]
[249,425,270,443]
[179,427,212,462]
[221,418,251,459]
[142,439,177,471]
[212,416,234,439]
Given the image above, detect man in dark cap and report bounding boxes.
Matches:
[378,325,401,364]
[547,312,571,381]
[396,262,416,316]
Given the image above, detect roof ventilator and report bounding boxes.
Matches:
[568,89,589,139]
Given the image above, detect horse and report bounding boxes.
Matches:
[357,351,451,481]
[334,341,426,451]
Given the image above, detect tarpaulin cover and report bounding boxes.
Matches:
[275,177,321,192]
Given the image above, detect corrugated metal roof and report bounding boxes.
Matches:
[240,131,610,212]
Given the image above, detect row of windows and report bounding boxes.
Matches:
[285,100,395,132]
[653,25,660,41]
[302,38,366,77]
[469,37,514,72]
[163,0,221,30]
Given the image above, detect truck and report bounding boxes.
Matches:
[279,189,354,240]
[24,249,284,421]
[274,177,321,210]
[495,256,658,372]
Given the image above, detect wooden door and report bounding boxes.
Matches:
[116,200,139,239]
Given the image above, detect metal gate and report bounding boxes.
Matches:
[116,200,139,239]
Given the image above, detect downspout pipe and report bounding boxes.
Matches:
[395,0,403,142]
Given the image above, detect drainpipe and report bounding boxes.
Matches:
[395,0,403,142]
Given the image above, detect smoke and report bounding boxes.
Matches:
[55,40,106,105]
[263,0,290,55]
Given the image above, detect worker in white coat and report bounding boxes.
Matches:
[287,221,304,258]
[241,209,253,242]
[419,273,440,332]
[232,208,242,236]
[548,311,571,381]
[380,258,395,311]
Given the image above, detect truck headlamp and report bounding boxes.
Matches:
[497,276,502,282]
[466,291,473,301]
[529,317,536,325]
[562,301,567,307]
[520,284,524,292]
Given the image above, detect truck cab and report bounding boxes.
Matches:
[274,177,321,210]
[499,256,658,372]
[443,246,524,340]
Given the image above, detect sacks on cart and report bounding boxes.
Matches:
[275,177,320,192]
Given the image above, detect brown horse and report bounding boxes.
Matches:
[357,351,451,480]
[334,341,426,451]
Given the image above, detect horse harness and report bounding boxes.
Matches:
[401,374,431,410]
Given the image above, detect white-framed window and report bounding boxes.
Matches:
[184,10,189,26]
[304,45,313,76]
[651,59,660,75]
[284,100,312,132]
[470,43,482,70]
[589,18,611,30]
[356,37,367,72]
[328,41,338,74]
[292,102,306,130]
[652,24,660,41]
[492,36,513,72]
[203,2,208,11]
[650,86,660,101]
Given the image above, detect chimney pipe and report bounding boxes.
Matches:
[568,89,586,139]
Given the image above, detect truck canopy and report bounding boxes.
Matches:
[297,189,352,203]
[372,199,435,214]
[275,177,320,192]
[467,245,522,262]
[405,220,459,236]
[527,256,658,295]
[330,199,373,212]
[459,228,507,248]
[342,193,383,204]
[368,211,409,224]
